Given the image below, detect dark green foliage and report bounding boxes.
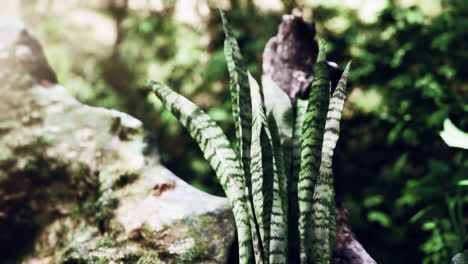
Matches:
[32,1,468,263]
[313,2,468,263]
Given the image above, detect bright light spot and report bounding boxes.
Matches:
[147,62,163,82]
[69,10,116,46]
[0,0,21,19]
[348,87,383,113]
[254,0,283,11]
[417,0,442,17]
[358,0,388,24]
[399,0,417,7]
[305,0,388,24]
[325,16,350,34]
[344,0,361,9]
[175,0,210,29]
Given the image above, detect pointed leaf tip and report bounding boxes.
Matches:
[219,9,231,37]
[341,61,352,80]
[317,39,327,62]
[219,8,226,20]
[344,60,352,71]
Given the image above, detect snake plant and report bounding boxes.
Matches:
[147,10,351,264]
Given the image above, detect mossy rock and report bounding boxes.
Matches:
[0,19,235,264]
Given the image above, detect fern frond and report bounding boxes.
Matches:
[148,81,253,264]
[298,39,331,264]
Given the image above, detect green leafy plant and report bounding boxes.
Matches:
[147,10,350,264]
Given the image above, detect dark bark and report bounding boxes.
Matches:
[334,203,377,264]
[262,9,318,103]
[262,9,377,264]
[108,0,129,60]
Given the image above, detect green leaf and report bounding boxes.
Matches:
[220,12,258,263]
[148,81,253,264]
[409,207,432,223]
[311,61,351,260]
[249,72,270,262]
[262,74,294,214]
[298,39,331,264]
[458,179,468,186]
[363,194,384,208]
[440,118,468,149]
[368,211,392,227]
[267,114,289,264]
[292,99,309,182]
[251,72,288,262]
[288,98,308,262]
[220,9,253,172]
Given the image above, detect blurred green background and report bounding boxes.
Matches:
[3,0,467,263]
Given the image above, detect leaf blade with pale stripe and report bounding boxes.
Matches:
[288,98,308,263]
[298,40,331,264]
[220,9,252,181]
[267,114,288,264]
[149,81,253,264]
[249,72,268,263]
[220,10,259,262]
[311,61,351,264]
[252,73,288,262]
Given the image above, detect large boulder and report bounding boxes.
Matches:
[0,19,235,264]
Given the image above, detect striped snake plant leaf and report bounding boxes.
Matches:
[259,125,275,262]
[252,73,289,262]
[327,61,351,251]
[292,99,309,179]
[292,99,309,180]
[249,72,269,263]
[261,75,293,179]
[220,9,253,184]
[262,75,294,208]
[248,191,265,264]
[262,75,294,263]
[221,11,260,263]
[148,81,253,264]
[220,10,261,255]
[310,61,351,264]
[289,98,308,263]
[298,39,331,264]
[267,113,289,264]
